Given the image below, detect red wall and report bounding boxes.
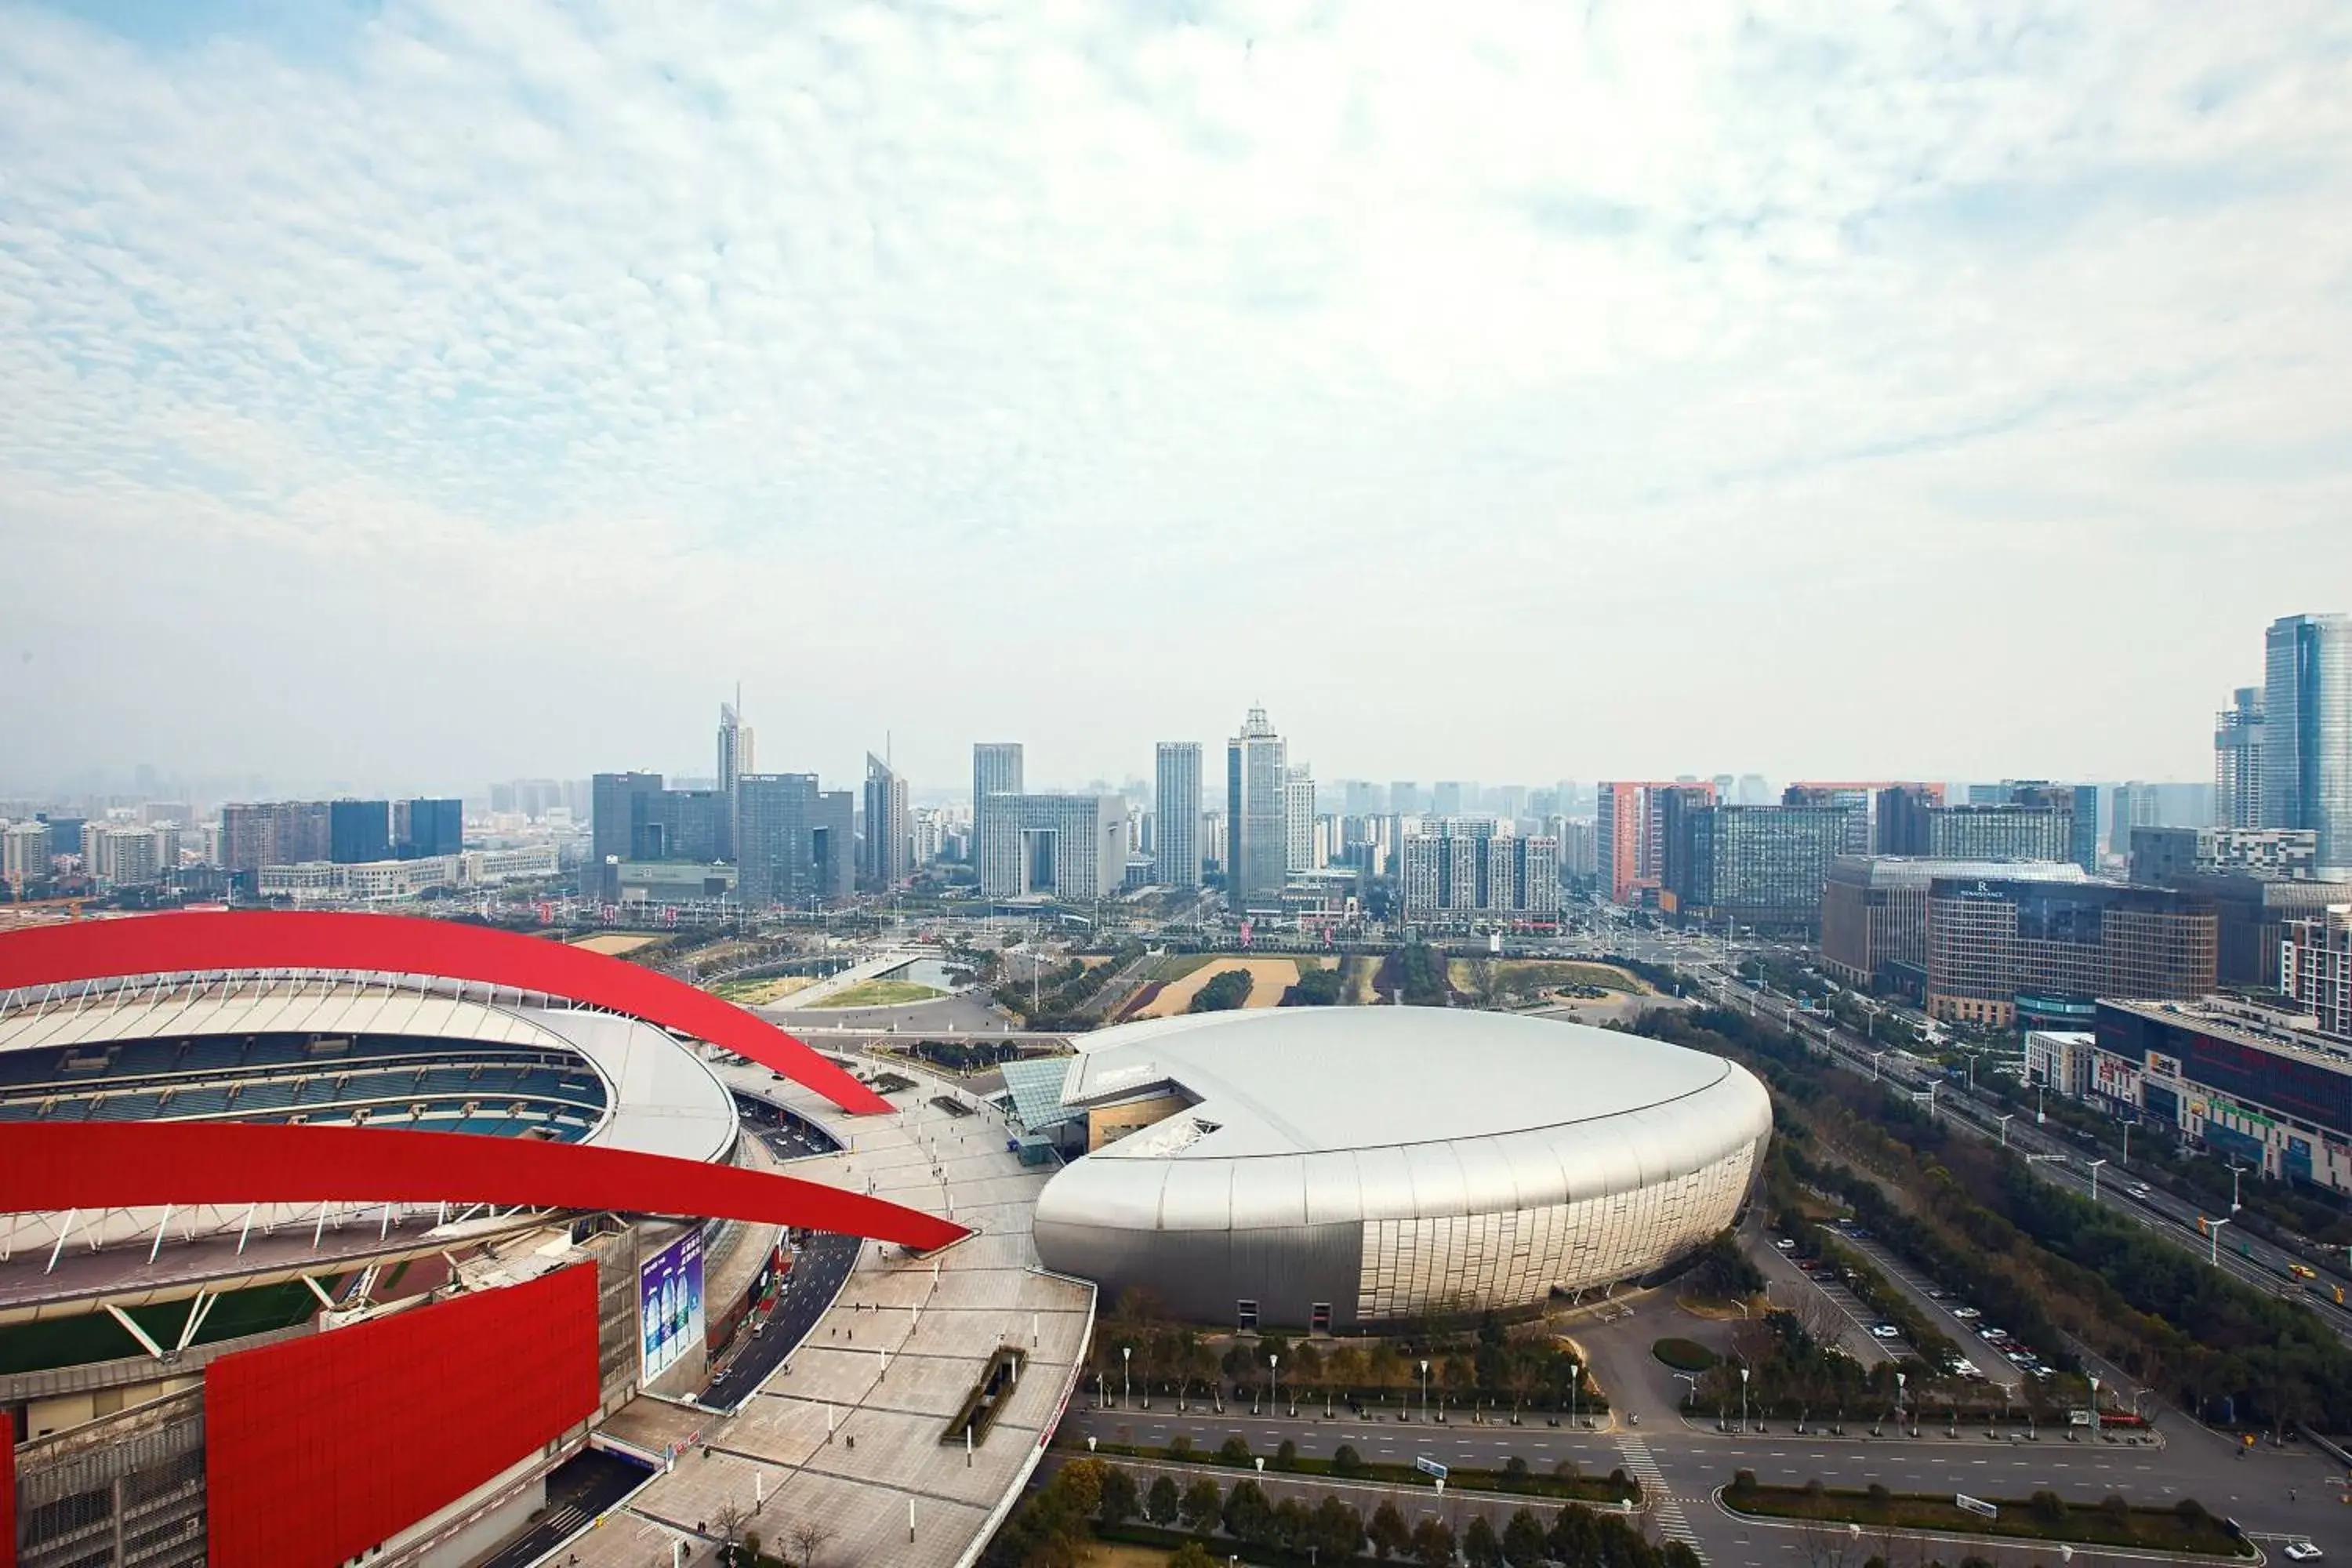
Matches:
[205,1265,599,1568]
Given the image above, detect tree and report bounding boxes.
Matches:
[1181,1476,1223,1534]
[1410,1515,1458,1566]
[1312,1496,1365,1563]
[1502,1454,1532,1486]
[1465,1513,1505,1566]
[1217,1434,1254,1467]
[1370,1499,1413,1561]
[1098,1465,1139,1528]
[1222,1479,1276,1545]
[1502,1508,1548,1567]
[712,1501,749,1557]
[1333,1443,1366,1476]
[1189,970,1254,1012]
[1145,1474,1181,1526]
[2031,1489,2068,1526]
[1274,1497,1315,1551]
[789,1519,836,1568]
[1275,1438,1298,1471]
[1170,1544,1217,1568]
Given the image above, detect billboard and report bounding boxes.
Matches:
[205,1266,598,1568]
[640,1230,706,1382]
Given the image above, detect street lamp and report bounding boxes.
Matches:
[1995,1112,2016,1147]
[1121,1345,1131,1408]
[1421,1359,1431,1424]
[1568,1361,1581,1430]
[1269,1354,1279,1417]
[1871,1050,1888,1080]
[2085,1157,2107,1203]
[2229,1161,2245,1214]
[2204,1215,2231,1266]
[1739,1364,1751,1435]
[1672,1372,1698,1409]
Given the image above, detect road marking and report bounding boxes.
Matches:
[1617,1435,1705,1561]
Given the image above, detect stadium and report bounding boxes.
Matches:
[0,913,1085,1568]
[1027,1007,1773,1330]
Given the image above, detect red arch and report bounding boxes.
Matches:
[0,1121,965,1250]
[0,912,889,1115]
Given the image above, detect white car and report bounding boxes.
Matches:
[1776,1238,1798,1250]
[2284,1543,2323,1561]
[1871,1324,1902,1339]
[2128,1181,2151,1199]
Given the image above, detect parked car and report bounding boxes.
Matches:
[1776,1237,1798,1250]
[2283,1542,2322,1561]
[1951,1306,1981,1320]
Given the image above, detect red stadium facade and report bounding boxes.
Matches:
[0,1121,966,1252]
[205,1265,601,1568]
[0,910,890,1114]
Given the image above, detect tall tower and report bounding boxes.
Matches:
[1284,765,1318,873]
[1155,742,1203,889]
[862,751,911,891]
[972,743,1024,877]
[2215,685,2265,830]
[1226,706,1288,905]
[2264,613,2352,875]
[717,690,753,861]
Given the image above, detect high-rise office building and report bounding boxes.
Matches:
[1389,782,1421,816]
[1781,782,1915,855]
[1820,856,2087,990]
[1227,706,1288,906]
[2107,782,2164,856]
[1662,804,1854,932]
[736,774,853,907]
[2129,826,2319,885]
[2216,686,2266,830]
[1432,782,1468,816]
[590,772,664,866]
[972,743,1024,882]
[1925,879,2216,1029]
[862,752,911,891]
[398,797,463,859]
[2284,909,2352,1037]
[219,800,330,875]
[1595,780,1715,905]
[2263,612,2352,876]
[978,794,1127,901]
[1342,780,1385,817]
[717,695,753,861]
[1284,766,1318,873]
[1155,742,1203,889]
[636,789,728,862]
[1871,783,1947,855]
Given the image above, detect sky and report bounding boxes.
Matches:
[3,0,2350,800]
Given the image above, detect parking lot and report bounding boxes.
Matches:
[1827,1222,2034,1394]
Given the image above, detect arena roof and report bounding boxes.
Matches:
[1059,1007,1741,1160]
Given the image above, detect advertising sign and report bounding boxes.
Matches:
[639,1231,706,1382]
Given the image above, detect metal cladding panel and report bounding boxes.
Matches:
[0,910,888,1115]
[1155,1158,1236,1231]
[1301,1150,1367,1225]
[1348,1142,1416,1222]
[1400,1140,1471,1218]
[1448,1134,1526,1214]
[206,1266,599,1568]
[0,1121,967,1252]
[1032,1219,1360,1328]
[1228,1155,1308,1229]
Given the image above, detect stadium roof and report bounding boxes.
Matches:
[1061,1007,1738,1160]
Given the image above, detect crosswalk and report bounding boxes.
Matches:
[1615,1434,1707,1562]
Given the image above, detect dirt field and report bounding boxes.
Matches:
[1132,956,1322,1018]
[568,933,663,956]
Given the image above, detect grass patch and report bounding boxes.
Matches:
[1652,1337,1720,1372]
[1065,1439,1637,1505]
[1148,953,1220,985]
[1723,1481,2249,1555]
[809,978,946,1008]
[712,974,815,1005]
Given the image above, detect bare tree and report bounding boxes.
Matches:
[789,1519,835,1568]
[712,1501,748,1555]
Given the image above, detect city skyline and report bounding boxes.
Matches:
[4,5,2350,788]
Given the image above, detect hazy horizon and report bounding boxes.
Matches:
[5,2,2348,795]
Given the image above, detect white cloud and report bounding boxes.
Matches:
[1,0,2348,793]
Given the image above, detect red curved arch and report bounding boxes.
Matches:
[0,1121,966,1251]
[0,912,890,1115]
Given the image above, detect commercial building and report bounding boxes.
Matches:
[2263,612,2352,876]
[328,799,393,864]
[1923,877,2216,1029]
[260,855,459,903]
[2031,997,2352,1197]
[1597,780,1715,905]
[1154,742,1203,889]
[861,752,910,891]
[2216,685,2267,830]
[1818,857,2088,990]
[971,742,1024,879]
[1661,803,1853,932]
[1783,782,1934,856]
[1030,1008,1771,1329]
[589,772,664,866]
[716,694,753,859]
[978,793,1127,902]
[1922,802,2075,863]
[397,797,464,859]
[2169,872,2347,990]
[1226,706,1288,907]
[2284,909,2352,1038]
[736,773,854,907]
[1398,818,1561,925]
[633,787,728,863]
[2129,826,2320,885]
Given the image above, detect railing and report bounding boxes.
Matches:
[0,1319,314,1404]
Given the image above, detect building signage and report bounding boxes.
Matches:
[639,1230,706,1382]
[1955,1494,2000,1519]
[1415,1457,1449,1481]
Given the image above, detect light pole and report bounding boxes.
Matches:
[2085,1157,2107,1203]
[1996,1112,2015,1147]
[1121,1345,1131,1409]
[1672,1372,1697,1410]
[2035,1082,2046,1125]
[1871,1049,1888,1080]
[2229,1161,2244,1214]
[2204,1215,2231,1266]
[1739,1364,1751,1435]
[1420,1359,1431,1424]
[2121,1120,2133,1167]
[1896,1371,1907,1433]
[1269,1354,1279,1417]
[1569,1361,1581,1430]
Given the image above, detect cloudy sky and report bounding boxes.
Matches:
[3,0,2348,798]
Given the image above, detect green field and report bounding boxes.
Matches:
[809,978,946,1009]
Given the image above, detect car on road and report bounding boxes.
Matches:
[2284,1542,2323,1560]
[1775,1237,1798,1250]
[2127,1181,2151,1198]
[1951,1305,1981,1319]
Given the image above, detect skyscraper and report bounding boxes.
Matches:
[328,800,391,864]
[978,794,1127,901]
[2263,612,2352,876]
[399,798,464,859]
[717,693,753,861]
[1227,706,1288,906]
[1155,742,1203,889]
[738,773,853,907]
[590,772,664,866]
[862,752,910,891]
[972,742,1023,879]
[1284,765,1317,873]
[1596,781,1715,905]
[2216,685,2266,830]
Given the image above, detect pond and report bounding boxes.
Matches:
[882,957,967,991]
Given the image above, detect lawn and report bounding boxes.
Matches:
[809,978,946,1009]
[1448,960,1653,998]
[713,974,816,1006]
